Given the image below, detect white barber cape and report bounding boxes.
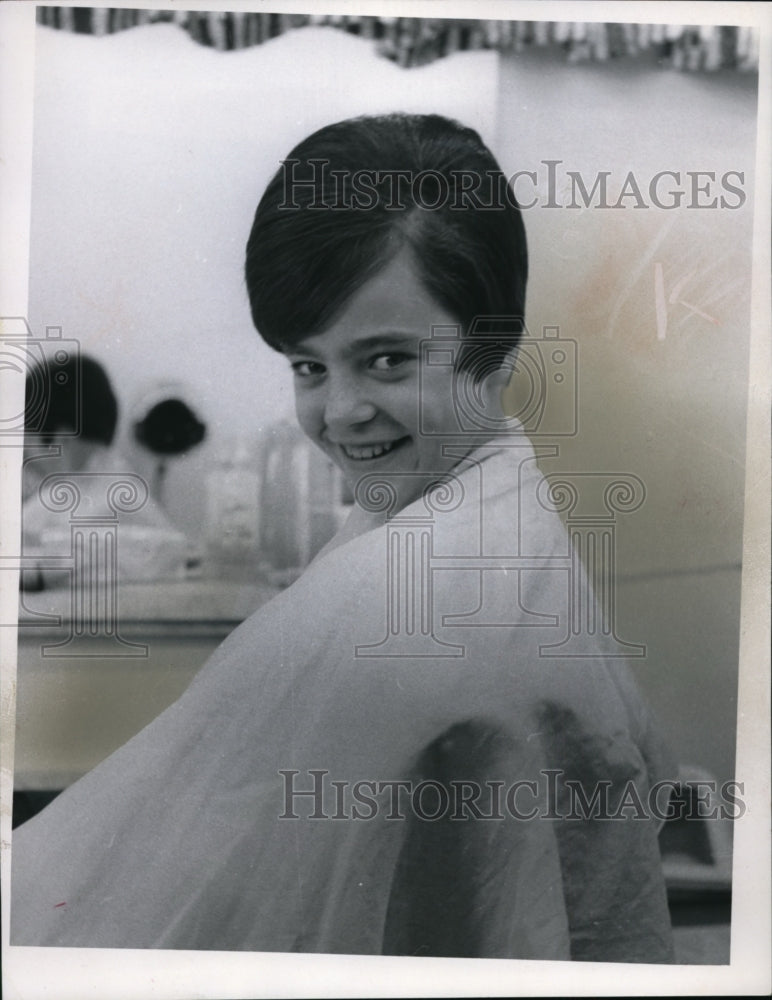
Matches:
[11,438,675,961]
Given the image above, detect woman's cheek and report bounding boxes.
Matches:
[294,392,319,439]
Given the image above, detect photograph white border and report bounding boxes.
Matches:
[1,1,769,996]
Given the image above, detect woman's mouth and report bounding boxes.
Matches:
[339,438,409,461]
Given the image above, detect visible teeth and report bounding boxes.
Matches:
[341,441,397,460]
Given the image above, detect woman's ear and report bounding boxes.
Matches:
[489,350,518,398]
[462,354,517,426]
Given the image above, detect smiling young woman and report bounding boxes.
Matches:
[246,113,530,530]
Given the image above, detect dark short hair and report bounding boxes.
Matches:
[25,353,118,445]
[245,114,528,371]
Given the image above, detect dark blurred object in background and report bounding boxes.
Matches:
[133,398,206,455]
[133,396,206,506]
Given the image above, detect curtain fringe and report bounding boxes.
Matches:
[36,9,759,73]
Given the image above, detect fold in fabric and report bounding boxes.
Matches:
[11,439,675,961]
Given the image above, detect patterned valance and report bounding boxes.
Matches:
[37,7,759,73]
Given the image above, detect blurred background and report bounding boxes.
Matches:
[12,8,759,963]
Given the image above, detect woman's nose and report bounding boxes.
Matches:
[323,377,377,430]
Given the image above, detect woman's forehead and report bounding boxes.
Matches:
[289,248,461,354]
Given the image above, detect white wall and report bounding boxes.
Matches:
[495,49,757,787]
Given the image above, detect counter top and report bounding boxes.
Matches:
[14,577,282,790]
[18,577,280,632]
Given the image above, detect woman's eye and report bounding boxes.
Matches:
[369,353,411,373]
[290,360,325,378]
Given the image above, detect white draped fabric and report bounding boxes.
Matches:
[11,440,675,961]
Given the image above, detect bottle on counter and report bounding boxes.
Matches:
[257,422,350,585]
[205,436,260,581]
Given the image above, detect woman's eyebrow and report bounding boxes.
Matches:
[346,332,420,355]
[287,331,421,358]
